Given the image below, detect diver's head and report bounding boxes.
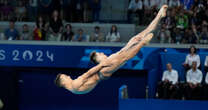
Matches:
[90,51,108,64]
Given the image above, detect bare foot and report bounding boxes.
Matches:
[159,5,168,18]
[142,33,154,45]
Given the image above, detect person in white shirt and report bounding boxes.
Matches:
[185,61,203,100]
[127,0,143,24]
[203,72,208,100]
[183,45,200,71]
[106,25,120,42]
[0,99,3,109]
[204,56,208,73]
[157,63,180,99]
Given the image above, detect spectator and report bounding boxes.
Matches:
[182,28,198,44]
[199,26,208,44]
[185,61,203,100]
[20,24,32,40]
[157,24,171,43]
[0,0,3,20]
[66,0,77,22]
[38,0,53,20]
[191,10,201,27]
[192,0,200,8]
[175,10,189,30]
[83,0,91,23]
[62,24,74,41]
[127,0,143,24]
[51,0,61,13]
[106,25,120,42]
[149,0,159,9]
[191,11,201,39]
[74,0,84,22]
[172,28,183,44]
[29,0,38,21]
[162,9,175,31]
[4,20,19,40]
[0,99,3,109]
[191,24,200,41]
[204,56,208,73]
[203,72,208,100]
[73,28,87,42]
[49,10,63,41]
[92,0,101,22]
[168,0,181,8]
[180,0,194,10]
[15,1,26,21]
[62,0,70,21]
[90,26,105,42]
[204,9,208,23]
[183,45,200,71]
[33,16,47,40]
[1,0,13,20]
[157,63,180,99]
[162,9,176,43]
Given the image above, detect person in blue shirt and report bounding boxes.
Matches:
[73,28,87,42]
[180,0,194,10]
[4,20,19,40]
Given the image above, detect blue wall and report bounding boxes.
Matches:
[1,43,208,110]
[15,68,147,110]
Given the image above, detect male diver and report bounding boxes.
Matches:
[55,5,168,94]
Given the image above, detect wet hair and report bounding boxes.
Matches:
[189,45,197,54]
[90,51,98,64]
[54,74,63,88]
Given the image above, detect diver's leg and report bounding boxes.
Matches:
[122,5,168,50]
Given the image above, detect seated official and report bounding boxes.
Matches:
[0,99,3,109]
[204,56,208,73]
[184,61,203,100]
[203,72,208,100]
[157,63,180,99]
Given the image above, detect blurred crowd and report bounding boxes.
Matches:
[157,0,208,44]
[0,0,208,44]
[2,16,121,42]
[127,0,208,44]
[0,0,123,42]
[0,0,101,22]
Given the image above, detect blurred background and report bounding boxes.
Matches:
[0,0,208,110]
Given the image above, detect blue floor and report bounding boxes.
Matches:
[119,99,208,110]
